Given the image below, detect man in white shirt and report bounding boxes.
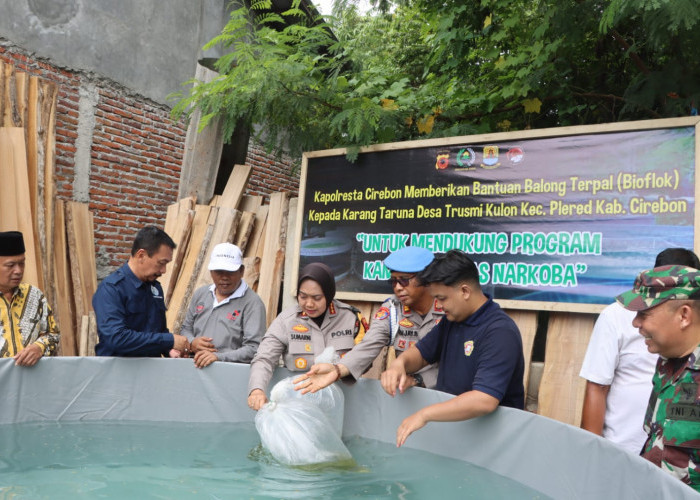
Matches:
[579,248,700,453]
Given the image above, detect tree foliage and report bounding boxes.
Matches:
[171,0,700,162]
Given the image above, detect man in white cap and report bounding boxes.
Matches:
[180,242,266,368]
[294,245,443,392]
[0,231,59,365]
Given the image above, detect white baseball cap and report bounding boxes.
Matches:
[208,243,243,271]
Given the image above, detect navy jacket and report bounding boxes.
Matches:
[93,263,173,356]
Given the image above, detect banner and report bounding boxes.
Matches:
[297,120,698,309]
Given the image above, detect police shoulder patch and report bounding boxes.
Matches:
[374,307,390,320]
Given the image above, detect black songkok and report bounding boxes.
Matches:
[0,231,25,256]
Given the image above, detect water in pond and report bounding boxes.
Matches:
[0,421,550,499]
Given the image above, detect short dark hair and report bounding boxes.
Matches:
[655,248,700,269]
[131,226,176,257]
[418,249,480,288]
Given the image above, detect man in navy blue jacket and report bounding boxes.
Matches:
[93,226,189,357]
[380,249,524,447]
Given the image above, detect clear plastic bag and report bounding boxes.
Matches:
[255,396,352,466]
[254,347,351,466]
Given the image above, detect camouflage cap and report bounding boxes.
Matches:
[616,265,700,311]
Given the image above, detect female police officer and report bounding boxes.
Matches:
[247,262,367,410]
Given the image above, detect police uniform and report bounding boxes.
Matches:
[340,296,443,388]
[93,263,172,357]
[248,299,367,394]
[641,346,700,491]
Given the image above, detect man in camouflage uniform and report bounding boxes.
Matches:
[617,265,700,492]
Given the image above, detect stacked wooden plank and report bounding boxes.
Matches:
[1,60,98,357]
[164,163,292,333]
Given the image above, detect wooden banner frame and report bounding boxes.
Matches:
[291,117,700,314]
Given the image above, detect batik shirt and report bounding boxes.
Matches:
[0,283,59,357]
[642,344,700,491]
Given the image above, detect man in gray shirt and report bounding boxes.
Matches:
[180,243,266,368]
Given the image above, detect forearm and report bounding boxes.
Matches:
[215,343,258,363]
[420,390,500,423]
[394,345,428,374]
[580,381,609,435]
[248,359,275,393]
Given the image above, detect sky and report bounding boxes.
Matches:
[313,0,373,15]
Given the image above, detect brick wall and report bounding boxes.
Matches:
[245,141,300,204]
[1,43,186,278]
[89,92,185,272]
[1,41,300,279]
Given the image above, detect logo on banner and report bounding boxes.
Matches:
[435,153,450,170]
[507,147,524,164]
[481,146,500,169]
[464,340,475,356]
[456,147,476,169]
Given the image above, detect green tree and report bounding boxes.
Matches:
[171,0,700,161]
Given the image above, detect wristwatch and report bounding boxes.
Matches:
[412,373,425,388]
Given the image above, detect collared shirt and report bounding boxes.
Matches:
[416,296,524,408]
[248,299,366,394]
[209,280,248,308]
[642,344,700,491]
[579,302,657,453]
[180,281,265,363]
[92,262,172,357]
[340,296,443,387]
[0,283,59,357]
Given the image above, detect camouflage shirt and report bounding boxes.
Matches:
[642,344,700,492]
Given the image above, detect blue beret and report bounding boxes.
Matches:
[383,246,434,273]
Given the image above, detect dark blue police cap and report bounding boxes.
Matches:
[383,246,434,273]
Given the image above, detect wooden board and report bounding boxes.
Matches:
[504,309,539,402]
[281,197,298,312]
[160,197,196,306]
[78,315,89,357]
[39,79,58,302]
[0,127,41,288]
[245,204,269,259]
[234,211,256,254]
[88,311,97,356]
[257,192,290,327]
[536,312,595,425]
[52,199,77,356]
[166,205,214,333]
[239,195,263,213]
[243,256,261,291]
[177,63,225,204]
[193,207,241,290]
[65,202,98,328]
[217,164,252,209]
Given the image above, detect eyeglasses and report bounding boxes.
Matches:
[388,275,415,287]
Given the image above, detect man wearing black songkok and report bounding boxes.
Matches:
[0,231,60,365]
